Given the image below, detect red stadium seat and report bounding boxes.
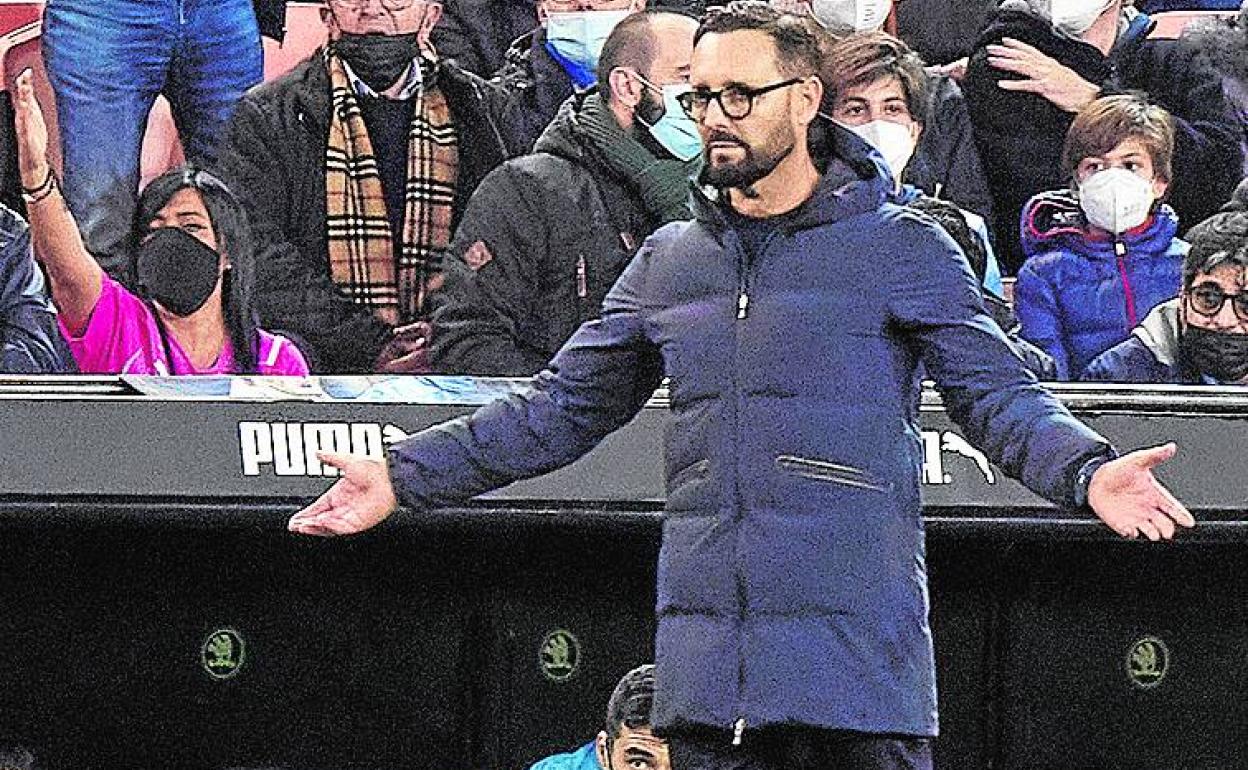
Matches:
[0,20,62,176]
[1148,9,1240,39]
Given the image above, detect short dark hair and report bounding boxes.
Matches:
[694,1,822,78]
[823,31,929,123]
[605,664,656,738]
[597,9,697,97]
[1061,94,1175,183]
[598,11,657,96]
[1183,211,1248,289]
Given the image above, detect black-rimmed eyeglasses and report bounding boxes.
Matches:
[676,77,804,121]
[1188,282,1248,323]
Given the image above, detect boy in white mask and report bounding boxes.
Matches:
[963,0,1242,274]
[1015,94,1187,380]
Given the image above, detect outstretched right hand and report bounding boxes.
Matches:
[12,69,50,190]
[288,451,399,537]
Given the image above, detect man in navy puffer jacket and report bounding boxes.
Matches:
[288,4,1194,768]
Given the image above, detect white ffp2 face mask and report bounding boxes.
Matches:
[839,119,917,182]
[1048,0,1114,38]
[1078,167,1156,234]
[810,0,893,33]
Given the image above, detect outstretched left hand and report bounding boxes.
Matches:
[1088,443,1195,541]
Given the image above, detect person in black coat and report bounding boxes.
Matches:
[963,0,1244,273]
[431,0,538,76]
[218,0,510,373]
[428,10,700,375]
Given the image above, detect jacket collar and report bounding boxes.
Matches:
[1020,189,1184,262]
[1133,297,1182,367]
[296,49,478,132]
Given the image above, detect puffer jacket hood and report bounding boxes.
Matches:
[1021,189,1182,263]
[532,90,587,162]
[1082,297,1202,383]
[692,120,892,234]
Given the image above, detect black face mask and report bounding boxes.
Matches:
[334,33,421,93]
[1180,324,1248,383]
[135,227,221,317]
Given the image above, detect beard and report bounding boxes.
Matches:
[698,122,797,190]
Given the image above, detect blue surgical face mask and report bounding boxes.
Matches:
[545,9,631,76]
[636,76,702,162]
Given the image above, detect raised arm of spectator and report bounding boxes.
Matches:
[428,163,554,376]
[218,92,391,373]
[1013,258,1072,381]
[11,70,101,334]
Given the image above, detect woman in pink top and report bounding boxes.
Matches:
[12,71,309,376]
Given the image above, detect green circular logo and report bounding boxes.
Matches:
[539,629,581,683]
[1126,636,1169,689]
[202,628,246,680]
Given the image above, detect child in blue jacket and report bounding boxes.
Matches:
[1015,94,1188,379]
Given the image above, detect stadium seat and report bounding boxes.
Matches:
[1148,9,1240,38]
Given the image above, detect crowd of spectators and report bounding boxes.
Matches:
[0,0,1246,386]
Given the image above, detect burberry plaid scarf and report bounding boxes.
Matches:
[325,48,458,326]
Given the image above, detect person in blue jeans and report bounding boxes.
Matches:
[41,0,263,278]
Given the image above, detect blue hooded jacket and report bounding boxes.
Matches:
[1015,190,1187,380]
[386,125,1112,738]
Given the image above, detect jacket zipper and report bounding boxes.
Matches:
[576,254,588,299]
[1114,239,1139,328]
[728,229,778,745]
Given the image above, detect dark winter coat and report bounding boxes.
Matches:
[895,0,1000,65]
[490,29,578,157]
[1015,191,1187,380]
[431,0,538,77]
[905,73,995,223]
[217,53,510,373]
[253,0,288,41]
[385,125,1112,737]
[963,6,1244,273]
[1082,299,1202,383]
[428,94,655,376]
[0,205,74,373]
